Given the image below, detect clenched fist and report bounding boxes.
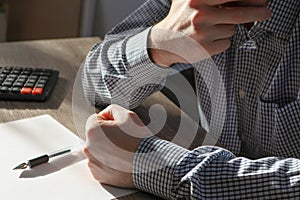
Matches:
[83,105,153,188]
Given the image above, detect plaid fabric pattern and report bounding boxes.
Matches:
[83,0,300,199]
[134,137,300,199]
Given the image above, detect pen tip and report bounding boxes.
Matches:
[13,163,28,170]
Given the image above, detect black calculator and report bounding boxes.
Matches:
[0,66,59,101]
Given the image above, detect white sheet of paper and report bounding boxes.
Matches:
[0,115,136,200]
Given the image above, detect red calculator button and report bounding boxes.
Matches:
[32,87,43,95]
[21,87,32,95]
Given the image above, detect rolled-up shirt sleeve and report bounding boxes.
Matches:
[133,136,300,199]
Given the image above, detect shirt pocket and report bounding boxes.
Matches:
[273,100,300,158]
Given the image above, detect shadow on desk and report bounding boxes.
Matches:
[19,151,86,178]
[0,77,67,110]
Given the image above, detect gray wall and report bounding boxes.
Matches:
[93,0,145,38]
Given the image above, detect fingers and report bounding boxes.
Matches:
[83,147,95,162]
[196,24,235,41]
[84,147,115,183]
[223,0,269,7]
[191,0,268,7]
[190,0,239,7]
[193,6,271,26]
[190,5,270,55]
[98,104,127,121]
[215,6,271,24]
[190,0,271,25]
[85,113,100,134]
[86,104,150,141]
[83,147,135,188]
[97,104,145,128]
[98,104,132,122]
[83,147,100,164]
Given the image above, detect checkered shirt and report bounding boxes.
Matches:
[82,0,300,199]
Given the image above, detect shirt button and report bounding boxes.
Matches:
[239,89,246,98]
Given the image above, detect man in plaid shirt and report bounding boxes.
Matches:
[82,0,300,199]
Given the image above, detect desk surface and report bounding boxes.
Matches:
[0,38,207,200]
[0,38,99,133]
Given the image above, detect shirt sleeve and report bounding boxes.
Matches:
[133,136,300,199]
[82,0,175,109]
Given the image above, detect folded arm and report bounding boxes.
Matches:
[134,136,300,199]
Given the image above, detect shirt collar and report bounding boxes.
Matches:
[256,0,300,37]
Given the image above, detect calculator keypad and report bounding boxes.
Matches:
[0,66,59,101]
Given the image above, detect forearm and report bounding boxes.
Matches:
[134,137,300,199]
[82,28,166,108]
[82,0,174,108]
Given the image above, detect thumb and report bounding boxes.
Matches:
[98,106,114,121]
[98,104,129,123]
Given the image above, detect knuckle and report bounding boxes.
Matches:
[190,12,200,27]
[87,160,93,168]
[198,10,209,24]
[128,110,137,116]
[83,147,89,155]
[86,126,98,139]
[109,104,125,111]
[188,0,198,8]
[191,8,208,26]
[91,171,101,181]
[86,114,99,129]
[106,104,120,112]
[107,104,115,110]
[128,111,138,121]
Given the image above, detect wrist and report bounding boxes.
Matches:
[148,26,187,67]
[133,136,189,199]
[148,48,178,67]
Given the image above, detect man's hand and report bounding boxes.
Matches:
[150,0,271,66]
[83,105,153,188]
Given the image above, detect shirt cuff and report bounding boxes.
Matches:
[125,27,177,84]
[133,136,188,199]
